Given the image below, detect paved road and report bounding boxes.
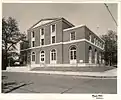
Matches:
[2,72,117,93]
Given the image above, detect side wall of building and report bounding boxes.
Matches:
[84,42,103,64]
[63,26,85,42]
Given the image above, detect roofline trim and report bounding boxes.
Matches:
[63,24,86,31]
[28,18,60,30]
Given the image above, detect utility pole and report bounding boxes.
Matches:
[104,3,117,26]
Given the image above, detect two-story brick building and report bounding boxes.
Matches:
[20,17,105,68]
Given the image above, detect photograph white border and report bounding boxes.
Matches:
[0,0,120,100]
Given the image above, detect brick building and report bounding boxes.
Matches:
[20,17,105,68]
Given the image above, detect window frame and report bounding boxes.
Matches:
[52,36,55,44]
[69,46,77,60]
[40,28,45,46]
[50,49,57,61]
[40,51,45,62]
[41,39,44,45]
[70,31,76,41]
[31,31,35,48]
[89,33,92,42]
[41,28,44,35]
[32,31,35,38]
[51,24,56,44]
[32,41,35,47]
[31,52,36,62]
[51,24,56,33]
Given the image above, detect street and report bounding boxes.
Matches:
[2,72,117,93]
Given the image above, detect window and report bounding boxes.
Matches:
[102,43,104,48]
[97,40,98,46]
[70,46,76,60]
[40,51,45,62]
[31,31,35,47]
[94,38,96,44]
[51,49,56,61]
[99,53,102,64]
[89,33,91,42]
[52,24,55,32]
[100,42,101,47]
[52,36,55,43]
[41,39,44,45]
[70,32,76,41]
[32,41,35,47]
[41,28,44,35]
[95,39,97,45]
[32,31,35,38]
[51,24,56,44]
[94,49,97,64]
[32,52,35,61]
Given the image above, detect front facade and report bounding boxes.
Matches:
[20,18,105,67]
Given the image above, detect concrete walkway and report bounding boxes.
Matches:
[3,68,117,78]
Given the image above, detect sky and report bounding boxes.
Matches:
[2,3,117,36]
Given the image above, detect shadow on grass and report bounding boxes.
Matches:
[2,81,33,93]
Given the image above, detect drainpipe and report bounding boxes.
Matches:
[62,23,63,65]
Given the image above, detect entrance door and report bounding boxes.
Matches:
[89,46,92,64]
[31,52,35,64]
[50,49,57,64]
[40,51,45,64]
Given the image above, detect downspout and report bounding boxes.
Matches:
[62,21,63,65]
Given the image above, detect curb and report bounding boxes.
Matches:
[2,70,117,79]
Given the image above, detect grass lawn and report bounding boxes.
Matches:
[31,66,114,72]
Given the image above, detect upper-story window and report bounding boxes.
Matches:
[41,28,44,35]
[31,31,35,47]
[40,28,45,46]
[95,39,97,45]
[32,31,35,38]
[96,40,98,46]
[52,36,55,43]
[102,44,105,49]
[94,38,96,44]
[70,32,76,41]
[101,42,103,48]
[99,42,101,47]
[52,24,55,32]
[51,24,56,44]
[89,33,92,42]
[32,41,35,47]
[41,39,44,45]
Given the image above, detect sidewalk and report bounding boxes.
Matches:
[3,68,117,78]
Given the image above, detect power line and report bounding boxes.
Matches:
[104,3,117,26]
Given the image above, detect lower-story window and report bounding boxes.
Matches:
[40,51,45,62]
[32,52,35,62]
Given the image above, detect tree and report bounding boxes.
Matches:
[101,30,117,66]
[2,17,26,70]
